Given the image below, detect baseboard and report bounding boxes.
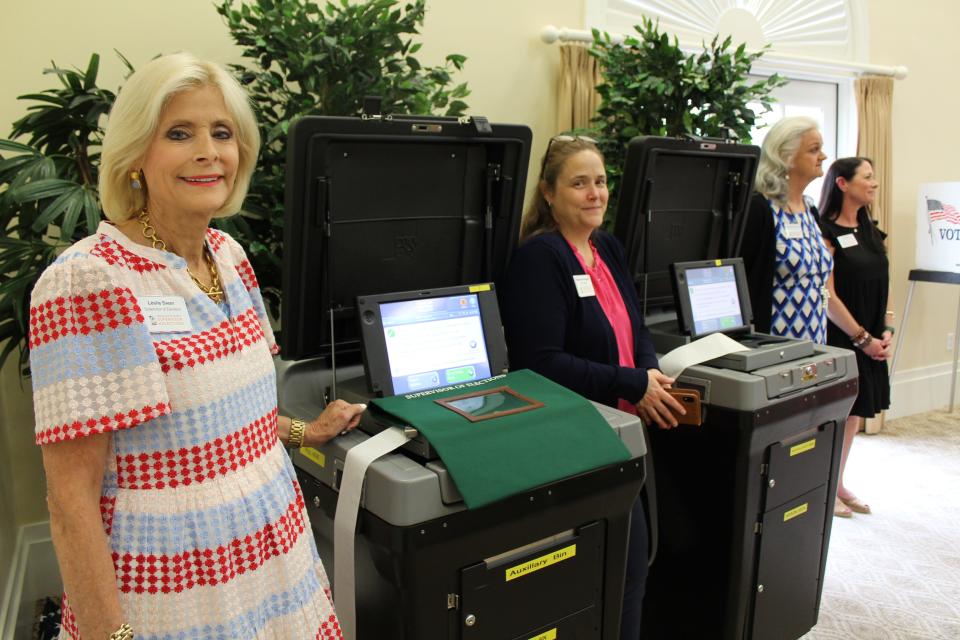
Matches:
[0,521,59,639]
[888,361,959,419]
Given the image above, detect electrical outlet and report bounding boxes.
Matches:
[949,333,955,352]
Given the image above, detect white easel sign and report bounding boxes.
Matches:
[917,182,960,272]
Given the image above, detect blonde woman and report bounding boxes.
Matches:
[30,53,364,639]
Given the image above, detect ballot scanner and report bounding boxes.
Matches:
[613,137,858,640]
[277,115,650,639]
[277,285,647,639]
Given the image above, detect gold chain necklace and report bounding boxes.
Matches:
[137,210,224,304]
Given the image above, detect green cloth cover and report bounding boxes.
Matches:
[370,369,631,508]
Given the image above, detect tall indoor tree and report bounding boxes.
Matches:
[589,17,787,217]
[214,0,471,317]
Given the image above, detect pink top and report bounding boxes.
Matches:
[569,239,638,414]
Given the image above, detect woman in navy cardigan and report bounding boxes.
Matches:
[498,136,683,640]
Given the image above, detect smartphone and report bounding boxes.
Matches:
[667,388,702,426]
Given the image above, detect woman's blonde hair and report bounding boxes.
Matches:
[520,136,604,242]
[753,116,819,206]
[99,52,260,222]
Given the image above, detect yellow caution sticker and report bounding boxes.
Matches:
[714,259,722,266]
[784,503,808,522]
[505,544,576,582]
[300,447,325,468]
[789,439,816,457]
[469,283,492,292]
[528,630,557,640]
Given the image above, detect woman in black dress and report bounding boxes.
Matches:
[818,157,893,517]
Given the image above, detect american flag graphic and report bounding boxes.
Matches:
[927,198,960,224]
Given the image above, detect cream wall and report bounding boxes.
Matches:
[867,2,960,376]
[1,0,958,585]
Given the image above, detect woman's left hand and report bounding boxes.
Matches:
[306,400,366,447]
[636,369,685,430]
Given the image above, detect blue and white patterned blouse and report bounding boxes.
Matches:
[769,201,834,344]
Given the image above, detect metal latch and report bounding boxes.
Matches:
[447,593,460,610]
[801,363,818,382]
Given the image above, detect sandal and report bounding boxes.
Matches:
[839,494,871,514]
[834,497,852,518]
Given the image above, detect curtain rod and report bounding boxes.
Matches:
[540,25,908,80]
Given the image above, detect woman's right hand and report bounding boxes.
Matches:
[862,336,889,360]
[636,369,686,430]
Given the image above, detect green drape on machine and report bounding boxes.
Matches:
[370,369,631,508]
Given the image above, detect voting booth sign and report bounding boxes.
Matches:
[918,182,960,272]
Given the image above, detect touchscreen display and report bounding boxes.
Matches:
[686,265,745,336]
[381,294,492,394]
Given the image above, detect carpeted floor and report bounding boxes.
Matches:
[802,409,960,639]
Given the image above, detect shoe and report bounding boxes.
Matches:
[839,494,871,514]
[834,497,852,518]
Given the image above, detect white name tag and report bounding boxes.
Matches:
[837,233,859,249]
[573,274,596,298]
[783,222,805,239]
[140,296,193,333]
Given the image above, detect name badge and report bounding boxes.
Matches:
[837,233,859,249]
[140,296,193,333]
[573,274,596,298]
[783,222,805,239]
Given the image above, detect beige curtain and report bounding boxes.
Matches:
[557,43,602,132]
[854,75,894,434]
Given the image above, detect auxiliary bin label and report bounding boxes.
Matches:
[505,544,576,582]
[528,630,557,640]
[783,503,808,522]
[790,439,816,457]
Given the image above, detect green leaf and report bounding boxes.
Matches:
[83,53,100,90]
[10,178,76,202]
[0,139,37,154]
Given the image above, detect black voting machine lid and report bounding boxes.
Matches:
[613,136,760,312]
[281,115,532,360]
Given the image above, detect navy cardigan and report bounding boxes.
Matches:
[497,230,659,408]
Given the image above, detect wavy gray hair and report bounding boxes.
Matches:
[753,116,820,206]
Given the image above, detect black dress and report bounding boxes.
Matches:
[821,218,891,418]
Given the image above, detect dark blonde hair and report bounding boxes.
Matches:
[519,136,605,242]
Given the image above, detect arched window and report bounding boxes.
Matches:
[585,0,869,198]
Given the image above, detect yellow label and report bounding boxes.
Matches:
[469,283,492,292]
[784,503,808,522]
[790,439,816,457]
[505,544,576,582]
[528,630,557,640]
[714,259,722,266]
[300,447,325,468]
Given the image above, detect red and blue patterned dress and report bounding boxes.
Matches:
[29,222,341,639]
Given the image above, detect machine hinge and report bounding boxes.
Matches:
[760,463,769,477]
[447,593,460,610]
[754,522,763,535]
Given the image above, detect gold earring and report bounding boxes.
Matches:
[130,171,142,190]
